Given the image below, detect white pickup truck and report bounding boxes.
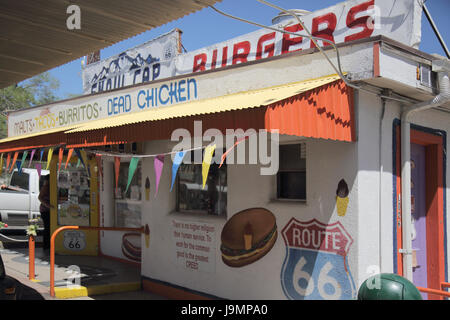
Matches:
[0,168,49,230]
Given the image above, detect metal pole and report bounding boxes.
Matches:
[423,4,450,59]
[28,236,35,280]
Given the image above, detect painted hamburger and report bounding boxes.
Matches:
[220,208,277,267]
[122,233,141,262]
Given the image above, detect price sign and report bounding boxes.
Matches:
[281,218,356,300]
[63,230,87,251]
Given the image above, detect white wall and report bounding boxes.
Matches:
[140,135,359,299]
[355,89,450,288]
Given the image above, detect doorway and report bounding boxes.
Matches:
[394,123,447,300]
[410,143,427,299]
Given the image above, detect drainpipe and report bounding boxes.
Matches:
[400,67,450,281]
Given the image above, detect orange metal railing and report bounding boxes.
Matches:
[28,236,35,280]
[417,285,450,299]
[441,282,450,290]
[49,225,144,297]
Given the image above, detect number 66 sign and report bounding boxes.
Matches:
[63,230,87,251]
[281,218,356,300]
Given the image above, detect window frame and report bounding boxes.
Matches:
[175,150,227,217]
[276,142,307,202]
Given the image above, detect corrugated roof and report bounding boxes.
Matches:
[0,125,80,144]
[0,0,221,88]
[66,74,342,133]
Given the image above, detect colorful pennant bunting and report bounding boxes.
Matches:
[125,157,139,193]
[74,148,88,175]
[39,149,44,162]
[18,151,28,173]
[10,152,18,173]
[219,136,249,168]
[16,161,22,173]
[28,149,36,167]
[58,147,64,171]
[6,153,11,172]
[154,155,164,197]
[35,163,42,178]
[65,149,74,169]
[170,151,186,191]
[202,144,216,189]
[0,153,3,175]
[46,148,53,170]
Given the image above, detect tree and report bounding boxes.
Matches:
[0,72,60,138]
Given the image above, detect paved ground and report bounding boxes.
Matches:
[1,239,166,300]
[69,290,167,300]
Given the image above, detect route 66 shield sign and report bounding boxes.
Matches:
[63,230,87,251]
[281,218,356,300]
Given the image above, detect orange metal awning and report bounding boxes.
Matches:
[65,77,355,148]
[0,76,355,153]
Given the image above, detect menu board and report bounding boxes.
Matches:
[57,163,90,226]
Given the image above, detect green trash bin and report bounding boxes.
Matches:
[358,273,422,300]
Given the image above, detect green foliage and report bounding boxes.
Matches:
[0,72,60,138]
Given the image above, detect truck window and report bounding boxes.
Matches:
[10,172,29,191]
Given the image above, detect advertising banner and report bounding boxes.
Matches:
[82,29,181,94]
[175,0,422,74]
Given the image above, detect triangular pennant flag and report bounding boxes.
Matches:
[95,154,103,177]
[65,149,74,169]
[6,153,11,172]
[154,155,164,197]
[114,157,120,188]
[39,149,44,162]
[58,147,64,172]
[125,157,139,193]
[76,158,81,168]
[19,151,28,172]
[74,149,84,167]
[170,151,186,191]
[202,144,216,189]
[9,152,18,173]
[16,160,22,173]
[28,149,36,167]
[219,136,249,168]
[74,149,88,175]
[0,153,3,175]
[46,148,53,170]
[35,163,42,178]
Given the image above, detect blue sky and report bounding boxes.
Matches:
[46,0,450,99]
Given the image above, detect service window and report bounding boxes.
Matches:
[277,143,306,200]
[176,150,227,216]
[114,161,142,228]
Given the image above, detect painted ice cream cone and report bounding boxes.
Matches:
[145,177,150,201]
[144,224,150,248]
[243,222,253,250]
[336,179,349,217]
